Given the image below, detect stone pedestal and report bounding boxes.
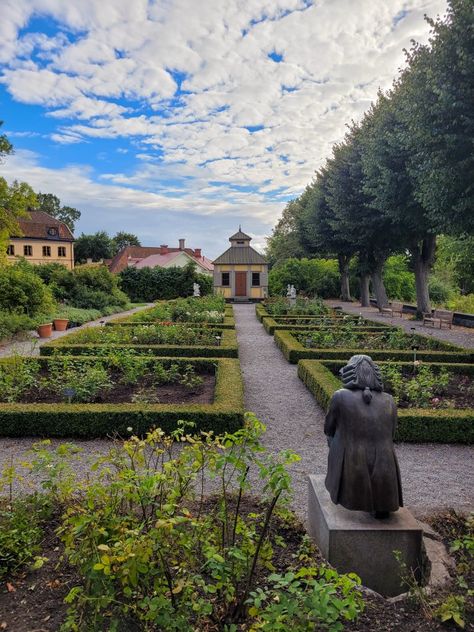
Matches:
[308,475,424,597]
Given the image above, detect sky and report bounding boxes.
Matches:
[0,0,447,259]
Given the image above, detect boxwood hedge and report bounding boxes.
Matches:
[261,316,392,335]
[0,356,244,438]
[297,359,474,443]
[274,330,473,364]
[40,328,239,358]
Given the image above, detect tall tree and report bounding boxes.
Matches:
[74,231,115,263]
[0,121,13,162]
[37,192,81,233]
[298,175,356,301]
[0,178,37,263]
[265,199,305,267]
[112,231,141,253]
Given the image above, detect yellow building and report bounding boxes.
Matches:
[6,210,75,270]
[213,228,268,301]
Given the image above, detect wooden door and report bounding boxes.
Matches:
[235,272,247,296]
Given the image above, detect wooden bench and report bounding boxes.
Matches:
[380,301,404,318]
[423,309,454,329]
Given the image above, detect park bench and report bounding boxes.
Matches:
[380,301,404,318]
[423,309,454,329]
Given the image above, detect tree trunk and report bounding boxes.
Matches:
[371,262,389,309]
[338,254,352,302]
[359,274,371,307]
[412,235,436,316]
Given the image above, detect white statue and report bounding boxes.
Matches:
[287,284,292,297]
[290,285,297,299]
[193,282,201,297]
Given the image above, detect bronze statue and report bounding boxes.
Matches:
[324,355,403,519]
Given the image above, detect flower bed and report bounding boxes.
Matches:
[262,315,391,335]
[116,296,232,325]
[0,356,244,437]
[297,359,474,443]
[274,329,473,364]
[40,325,239,358]
[112,303,235,329]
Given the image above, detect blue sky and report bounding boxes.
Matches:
[0,0,446,258]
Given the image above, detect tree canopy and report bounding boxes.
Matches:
[37,192,81,233]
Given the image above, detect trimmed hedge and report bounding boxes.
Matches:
[107,305,235,329]
[298,359,474,443]
[261,316,392,335]
[40,328,239,358]
[274,330,473,364]
[0,357,244,438]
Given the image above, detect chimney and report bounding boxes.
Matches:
[179,238,185,250]
[160,244,168,254]
[194,248,202,258]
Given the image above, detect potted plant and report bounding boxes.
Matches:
[53,318,69,331]
[37,322,53,338]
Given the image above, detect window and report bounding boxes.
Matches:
[58,246,66,257]
[24,245,32,256]
[222,272,230,286]
[252,272,260,286]
[42,246,51,257]
[6,244,14,256]
[47,227,58,236]
[237,240,244,245]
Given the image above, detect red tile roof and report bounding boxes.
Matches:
[108,244,213,273]
[14,210,74,241]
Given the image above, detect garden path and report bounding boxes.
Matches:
[234,304,474,522]
[325,300,474,349]
[0,304,154,358]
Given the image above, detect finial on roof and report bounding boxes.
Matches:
[239,224,241,231]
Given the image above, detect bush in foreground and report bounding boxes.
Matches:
[1,416,364,631]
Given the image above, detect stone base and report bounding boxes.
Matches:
[308,475,424,597]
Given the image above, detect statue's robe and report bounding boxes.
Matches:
[324,388,403,513]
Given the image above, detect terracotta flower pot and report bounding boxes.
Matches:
[53,318,69,331]
[37,323,53,338]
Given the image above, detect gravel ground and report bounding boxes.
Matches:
[234,304,474,523]
[326,300,474,349]
[0,303,472,524]
[0,303,154,358]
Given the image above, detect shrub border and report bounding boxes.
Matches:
[274,330,473,364]
[261,316,392,335]
[40,328,239,358]
[110,305,235,328]
[297,359,474,444]
[0,356,244,438]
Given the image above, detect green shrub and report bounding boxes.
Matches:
[429,275,456,305]
[0,310,35,341]
[382,255,416,302]
[73,265,128,308]
[447,293,474,314]
[21,416,363,630]
[0,261,55,316]
[298,360,474,443]
[119,262,213,302]
[269,258,339,298]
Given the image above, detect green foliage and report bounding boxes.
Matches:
[0,356,244,437]
[298,360,474,443]
[269,258,340,298]
[428,275,455,306]
[0,495,49,579]
[74,231,115,263]
[265,199,306,267]
[0,356,40,402]
[447,294,474,314]
[11,416,362,631]
[380,363,451,408]
[265,297,328,317]
[0,261,56,317]
[382,256,416,302]
[111,231,141,252]
[0,178,37,263]
[0,120,13,160]
[119,262,212,302]
[36,192,80,232]
[0,310,36,341]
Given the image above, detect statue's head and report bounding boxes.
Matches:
[340,355,383,403]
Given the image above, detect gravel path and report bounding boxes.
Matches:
[0,303,472,523]
[234,304,474,522]
[326,300,474,349]
[0,304,154,358]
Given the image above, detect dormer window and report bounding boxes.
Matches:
[237,241,244,245]
[47,227,58,236]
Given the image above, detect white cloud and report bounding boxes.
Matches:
[0,0,448,238]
